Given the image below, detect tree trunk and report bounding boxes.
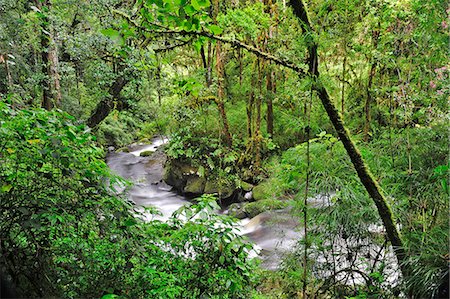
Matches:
[35,0,61,110]
[48,30,62,108]
[212,0,232,147]
[87,76,128,128]
[156,54,162,106]
[1,54,13,92]
[364,30,379,142]
[266,68,275,137]
[36,0,52,110]
[289,0,407,279]
[215,41,232,147]
[254,58,263,168]
[247,91,254,139]
[341,55,347,114]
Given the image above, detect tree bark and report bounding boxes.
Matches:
[341,55,347,114]
[364,29,379,141]
[1,54,13,92]
[254,58,263,168]
[289,0,407,278]
[266,68,275,137]
[48,30,62,108]
[86,76,129,128]
[212,0,232,147]
[215,41,233,147]
[36,0,52,110]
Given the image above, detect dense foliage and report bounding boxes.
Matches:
[0,0,448,298]
[0,103,256,298]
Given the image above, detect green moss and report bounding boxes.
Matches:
[243,199,289,218]
[204,179,235,199]
[117,147,130,153]
[183,176,206,194]
[252,181,274,201]
[240,181,254,192]
[139,150,154,157]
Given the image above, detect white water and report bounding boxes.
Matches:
[107,138,400,278]
[107,138,300,269]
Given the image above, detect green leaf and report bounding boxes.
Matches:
[198,165,205,177]
[101,295,119,299]
[208,24,223,35]
[184,5,196,16]
[1,184,12,193]
[101,28,120,38]
[124,218,137,226]
[191,0,210,11]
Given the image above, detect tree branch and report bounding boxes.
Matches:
[113,9,306,76]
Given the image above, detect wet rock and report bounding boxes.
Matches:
[183,176,206,194]
[163,159,198,191]
[117,146,130,153]
[140,150,154,157]
[204,179,234,199]
[164,158,237,199]
[252,183,269,201]
[227,203,247,219]
[240,181,254,192]
[243,199,289,218]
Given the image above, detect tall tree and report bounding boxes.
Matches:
[289,0,408,279]
[35,0,61,110]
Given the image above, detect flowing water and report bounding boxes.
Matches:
[107,138,300,269]
[107,138,400,282]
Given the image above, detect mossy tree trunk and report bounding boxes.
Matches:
[289,0,408,279]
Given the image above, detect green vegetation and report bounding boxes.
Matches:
[0,103,255,298]
[1,0,448,298]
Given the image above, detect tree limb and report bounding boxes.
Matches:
[113,9,307,76]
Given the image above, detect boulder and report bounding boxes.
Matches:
[240,181,254,192]
[183,176,206,194]
[204,179,235,199]
[227,203,247,219]
[252,183,269,201]
[117,146,130,153]
[163,159,198,192]
[243,199,289,218]
[164,158,239,200]
[139,150,154,157]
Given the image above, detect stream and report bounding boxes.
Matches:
[107,138,300,269]
[107,138,400,286]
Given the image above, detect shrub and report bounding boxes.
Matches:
[0,103,256,298]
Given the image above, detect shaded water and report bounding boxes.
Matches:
[107,138,300,269]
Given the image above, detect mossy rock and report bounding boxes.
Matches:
[227,203,247,219]
[252,182,271,201]
[239,181,254,192]
[243,199,288,218]
[116,147,130,153]
[140,150,154,157]
[139,137,151,144]
[204,179,235,199]
[183,176,206,194]
[163,159,198,191]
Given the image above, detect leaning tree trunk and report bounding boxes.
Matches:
[87,76,128,128]
[289,0,408,279]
